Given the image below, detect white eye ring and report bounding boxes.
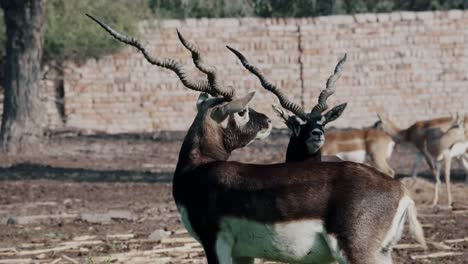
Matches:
[234,109,250,128]
[238,109,247,117]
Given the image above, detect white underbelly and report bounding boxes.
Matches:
[450,142,467,157]
[335,150,367,164]
[219,218,340,263]
[387,142,396,159]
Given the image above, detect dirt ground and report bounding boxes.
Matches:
[0,131,467,264]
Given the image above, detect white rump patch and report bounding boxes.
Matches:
[335,150,367,163]
[217,217,338,263]
[450,142,467,157]
[273,220,325,258]
[381,195,412,249]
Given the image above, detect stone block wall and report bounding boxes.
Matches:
[61,11,468,133]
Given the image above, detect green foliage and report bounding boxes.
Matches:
[44,0,150,62]
[149,0,468,18]
[0,0,149,62]
[149,0,254,18]
[393,0,468,10]
[1,0,468,62]
[250,0,468,17]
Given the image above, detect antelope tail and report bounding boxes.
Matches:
[406,200,427,249]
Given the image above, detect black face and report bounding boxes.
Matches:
[289,115,326,156]
[283,103,347,162]
[223,108,271,152]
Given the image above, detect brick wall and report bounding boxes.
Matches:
[62,11,468,133]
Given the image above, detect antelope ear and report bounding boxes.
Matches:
[454,112,464,128]
[272,105,302,135]
[372,120,383,129]
[272,105,289,123]
[196,93,210,111]
[447,112,464,129]
[289,117,302,137]
[211,92,256,123]
[376,113,404,142]
[323,103,347,124]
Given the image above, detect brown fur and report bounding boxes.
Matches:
[379,115,467,206]
[323,128,395,177]
[174,100,412,264]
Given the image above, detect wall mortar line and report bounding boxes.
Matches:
[296,23,306,109]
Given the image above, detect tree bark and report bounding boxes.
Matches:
[0,0,46,153]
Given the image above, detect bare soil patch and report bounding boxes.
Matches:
[0,131,467,263]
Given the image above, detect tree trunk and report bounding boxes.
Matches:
[0,0,46,153]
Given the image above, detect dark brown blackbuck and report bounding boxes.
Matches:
[229,47,427,263]
[229,47,397,177]
[89,15,426,264]
[228,46,347,163]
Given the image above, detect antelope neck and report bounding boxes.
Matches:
[175,128,230,176]
[286,137,322,162]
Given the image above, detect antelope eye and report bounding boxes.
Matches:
[238,109,247,117]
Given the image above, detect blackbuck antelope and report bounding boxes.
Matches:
[89,16,427,262]
[379,114,467,208]
[323,124,396,177]
[229,47,396,178]
[229,47,426,263]
[90,15,427,263]
[228,47,347,163]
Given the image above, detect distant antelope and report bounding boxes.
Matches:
[379,114,467,207]
[323,124,396,177]
[229,46,426,263]
[401,116,468,180]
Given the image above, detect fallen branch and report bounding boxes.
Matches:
[410,251,463,260]
[419,214,446,218]
[50,258,62,264]
[453,209,468,214]
[20,243,45,249]
[444,237,468,244]
[73,235,97,241]
[427,241,452,250]
[160,237,197,244]
[106,233,135,240]
[60,240,103,247]
[6,213,77,225]
[62,254,79,264]
[0,248,17,253]
[16,240,102,256]
[174,229,188,235]
[393,244,424,250]
[393,244,425,250]
[0,259,33,264]
[153,246,204,254]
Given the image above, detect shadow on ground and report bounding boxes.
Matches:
[0,163,173,182]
